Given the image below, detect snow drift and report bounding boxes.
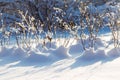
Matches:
[107,48,120,58]
[69,42,83,54]
[51,46,71,59]
[12,47,28,59]
[26,50,52,63]
[0,47,15,57]
[80,48,107,61]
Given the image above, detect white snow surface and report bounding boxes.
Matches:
[0,33,120,80]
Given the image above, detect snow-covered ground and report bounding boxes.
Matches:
[0,33,120,80]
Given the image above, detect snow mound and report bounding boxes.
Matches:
[95,38,106,47]
[52,46,71,59]
[80,48,107,61]
[0,47,15,57]
[45,42,57,49]
[81,48,96,60]
[12,47,28,58]
[69,43,83,54]
[36,43,49,53]
[36,42,57,53]
[27,50,51,62]
[95,49,107,59]
[107,48,120,57]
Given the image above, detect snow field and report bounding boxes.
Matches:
[0,34,120,80]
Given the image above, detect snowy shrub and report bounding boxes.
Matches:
[0,0,120,59]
